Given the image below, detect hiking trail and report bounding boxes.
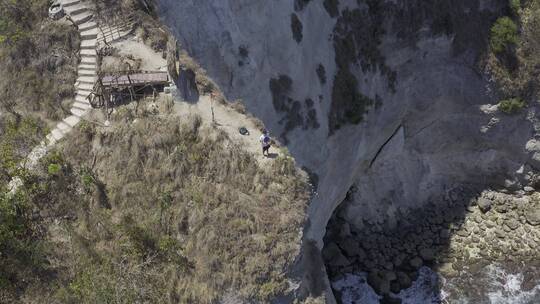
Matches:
[9,0,132,191]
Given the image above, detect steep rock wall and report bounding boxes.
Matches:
[155,0,539,301]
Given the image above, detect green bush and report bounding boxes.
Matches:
[510,0,520,14]
[81,173,94,187]
[47,163,61,176]
[490,17,519,54]
[499,97,525,113]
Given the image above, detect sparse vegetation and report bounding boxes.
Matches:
[330,69,374,130]
[291,13,303,43]
[0,117,46,182]
[328,3,393,132]
[0,116,82,302]
[323,0,340,18]
[136,13,169,51]
[294,0,313,11]
[316,64,327,85]
[487,1,540,108]
[269,75,293,112]
[269,75,305,142]
[498,97,526,114]
[239,45,249,58]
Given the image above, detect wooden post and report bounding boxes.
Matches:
[210,93,216,125]
[166,34,179,83]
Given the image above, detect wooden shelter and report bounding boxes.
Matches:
[90,70,170,116]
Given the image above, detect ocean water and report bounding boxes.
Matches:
[332,265,540,304]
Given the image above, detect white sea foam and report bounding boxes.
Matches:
[331,273,381,303]
[332,267,441,304]
[394,267,442,304]
[484,265,540,304]
[332,264,540,304]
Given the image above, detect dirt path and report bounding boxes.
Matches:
[173,95,278,164]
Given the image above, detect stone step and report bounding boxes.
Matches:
[77,82,94,91]
[80,56,96,65]
[78,64,96,72]
[79,20,97,32]
[57,121,72,134]
[80,48,97,57]
[51,128,65,141]
[71,107,89,117]
[77,84,93,94]
[63,115,81,127]
[77,88,93,96]
[46,133,56,145]
[72,101,92,110]
[80,27,99,39]
[76,94,91,103]
[81,39,96,49]
[64,2,89,15]
[77,75,95,84]
[78,62,95,68]
[61,0,81,7]
[71,11,93,25]
[78,68,96,76]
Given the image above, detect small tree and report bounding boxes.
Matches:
[490,17,519,54]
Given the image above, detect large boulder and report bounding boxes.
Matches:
[525,207,540,226]
[322,242,351,267]
[339,238,366,259]
[419,247,435,261]
[367,271,391,295]
[477,197,492,213]
[396,271,412,289]
[409,257,423,269]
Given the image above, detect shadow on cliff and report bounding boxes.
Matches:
[174,68,199,103]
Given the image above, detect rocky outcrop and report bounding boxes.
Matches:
[324,190,540,297]
[154,0,540,302]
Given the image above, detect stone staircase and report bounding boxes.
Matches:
[8,0,136,193]
[42,0,97,147]
[9,0,97,187]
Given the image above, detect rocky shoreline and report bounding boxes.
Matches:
[323,190,540,303]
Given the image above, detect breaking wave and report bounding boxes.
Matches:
[332,264,540,304]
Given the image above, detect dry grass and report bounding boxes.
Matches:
[48,108,310,303]
[0,3,79,123]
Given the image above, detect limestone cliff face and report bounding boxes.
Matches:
[155,0,539,301]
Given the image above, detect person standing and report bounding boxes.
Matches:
[260,130,271,157]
